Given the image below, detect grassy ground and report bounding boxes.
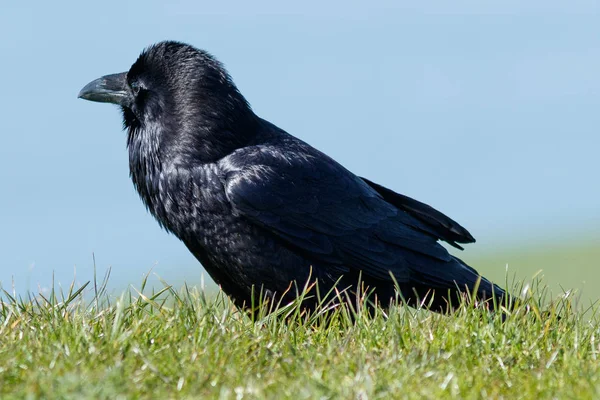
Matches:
[0,272,598,399]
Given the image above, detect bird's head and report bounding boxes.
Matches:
[79,41,258,162]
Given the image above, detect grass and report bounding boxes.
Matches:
[1,271,598,399]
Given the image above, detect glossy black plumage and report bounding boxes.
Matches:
[79,41,507,313]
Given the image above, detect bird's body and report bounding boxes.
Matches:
[79,41,506,312]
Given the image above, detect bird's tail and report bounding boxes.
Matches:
[451,255,508,307]
[400,255,509,313]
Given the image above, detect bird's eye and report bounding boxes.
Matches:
[130,81,142,95]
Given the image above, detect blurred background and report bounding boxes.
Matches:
[1,1,598,303]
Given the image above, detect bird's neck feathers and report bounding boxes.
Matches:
[125,85,260,160]
[123,84,260,216]
[125,112,164,215]
[175,87,261,163]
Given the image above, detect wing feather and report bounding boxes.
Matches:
[223,145,455,283]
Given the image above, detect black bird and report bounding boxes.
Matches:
[79,41,506,313]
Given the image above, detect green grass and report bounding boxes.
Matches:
[1,272,598,399]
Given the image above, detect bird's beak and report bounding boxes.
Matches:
[78,72,130,105]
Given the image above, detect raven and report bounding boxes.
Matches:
[79,41,507,313]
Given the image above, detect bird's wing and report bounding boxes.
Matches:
[361,178,475,250]
[222,145,455,283]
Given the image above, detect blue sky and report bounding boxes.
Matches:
[1,1,598,293]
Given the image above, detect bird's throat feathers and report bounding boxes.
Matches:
[125,110,164,215]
